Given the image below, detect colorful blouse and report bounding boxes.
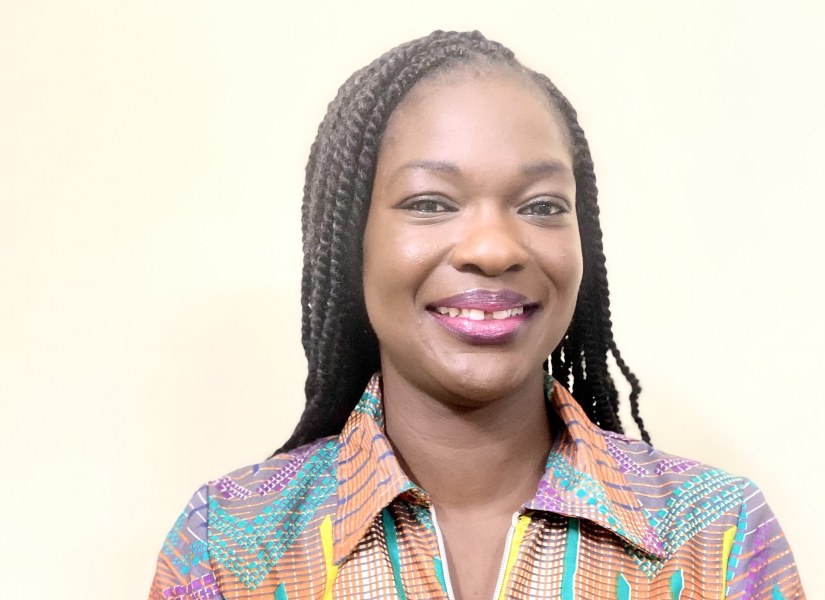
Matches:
[149,374,805,599]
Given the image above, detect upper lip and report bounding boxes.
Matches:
[427,288,535,311]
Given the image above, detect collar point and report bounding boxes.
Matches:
[634,530,668,560]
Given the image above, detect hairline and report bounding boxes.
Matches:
[379,59,575,157]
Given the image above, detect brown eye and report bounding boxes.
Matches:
[399,196,457,214]
[518,198,567,217]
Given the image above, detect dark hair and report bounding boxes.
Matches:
[277,30,649,453]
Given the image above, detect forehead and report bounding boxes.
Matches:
[377,73,572,174]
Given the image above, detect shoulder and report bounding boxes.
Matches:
[600,430,754,527]
[603,432,764,553]
[601,432,804,595]
[164,435,341,540]
[601,427,798,539]
[150,437,340,598]
[598,429,800,569]
[200,436,341,560]
[207,436,340,504]
[553,380,752,505]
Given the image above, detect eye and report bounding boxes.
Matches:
[517,197,569,217]
[398,196,457,214]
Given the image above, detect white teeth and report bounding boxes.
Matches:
[433,306,526,319]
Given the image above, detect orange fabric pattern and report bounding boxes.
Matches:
[149,374,805,599]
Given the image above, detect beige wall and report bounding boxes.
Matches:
[2,1,822,596]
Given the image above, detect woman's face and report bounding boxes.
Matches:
[363,72,583,405]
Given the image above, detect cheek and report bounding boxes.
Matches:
[560,240,585,290]
[361,220,388,311]
[362,219,422,328]
[363,221,439,297]
[362,218,443,354]
[535,231,584,296]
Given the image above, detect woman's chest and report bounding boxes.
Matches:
[225,507,729,599]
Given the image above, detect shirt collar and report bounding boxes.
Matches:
[526,376,666,558]
[332,373,665,564]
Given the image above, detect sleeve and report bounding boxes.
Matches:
[148,484,224,600]
[725,478,805,599]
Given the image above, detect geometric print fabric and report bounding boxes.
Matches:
[150,373,805,599]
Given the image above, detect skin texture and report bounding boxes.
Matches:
[362,72,583,599]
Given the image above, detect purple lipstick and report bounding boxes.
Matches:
[426,289,537,345]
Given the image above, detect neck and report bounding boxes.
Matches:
[382,366,553,513]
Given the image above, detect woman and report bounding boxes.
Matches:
[150,31,804,599]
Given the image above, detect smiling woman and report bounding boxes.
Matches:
[365,74,581,413]
[148,31,805,599]
[365,73,581,409]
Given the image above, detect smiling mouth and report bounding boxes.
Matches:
[425,289,538,344]
[431,306,525,320]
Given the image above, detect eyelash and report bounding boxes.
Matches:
[399,196,457,213]
[517,198,569,217]
[398,196,570,217]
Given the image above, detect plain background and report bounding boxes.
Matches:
[2,0,823,597]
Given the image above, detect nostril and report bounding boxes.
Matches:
[451,243,529,277]
[455,263,487,276]
[449,217,529,276]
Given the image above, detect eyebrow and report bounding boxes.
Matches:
[395,159,573,179]
[521,160,574,179]
[397,160,462,176]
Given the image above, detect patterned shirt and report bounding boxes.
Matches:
[150,374,805,599]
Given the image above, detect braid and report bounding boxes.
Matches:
[530,68,650,442]
[277,30,650,453]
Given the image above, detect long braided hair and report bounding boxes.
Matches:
[277,30,649,453]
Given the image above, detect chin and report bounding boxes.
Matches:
[433,360,543,407]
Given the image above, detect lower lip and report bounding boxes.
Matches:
[428,310,530,345]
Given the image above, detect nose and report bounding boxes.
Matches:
[449,207,528,276]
